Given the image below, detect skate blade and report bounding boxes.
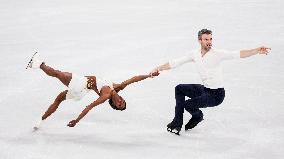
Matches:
[185,126,192,131]
[26,52,37,69]
[32,126,40,132]
[167,127,180,136]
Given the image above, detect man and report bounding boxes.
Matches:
[26,53,159,130]
[151,29,271,135]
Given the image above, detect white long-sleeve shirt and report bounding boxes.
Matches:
[169,48,240,89]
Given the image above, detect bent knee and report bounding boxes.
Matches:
[215,96,225,106]
[215,91,225,105]
[175,84,184,92]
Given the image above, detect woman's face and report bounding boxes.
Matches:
[112,92,126,110]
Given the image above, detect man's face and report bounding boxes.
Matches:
[199,34,212,51]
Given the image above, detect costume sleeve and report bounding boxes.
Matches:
[169,54,194,69]
[218,49,240,61]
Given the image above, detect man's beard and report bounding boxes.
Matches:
[204,44,212,51]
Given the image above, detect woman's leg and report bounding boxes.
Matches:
[40,63,72,87]
[42,90,68,120]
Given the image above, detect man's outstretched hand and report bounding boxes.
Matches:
[67,120,77,127]
[258,46,271,55]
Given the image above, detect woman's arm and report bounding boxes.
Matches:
[67,87,111,127]
[115,72,159,92]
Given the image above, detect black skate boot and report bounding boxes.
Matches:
[185,116,204,131]
[167,121,182,135]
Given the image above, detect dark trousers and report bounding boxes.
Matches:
[173,84,225,125]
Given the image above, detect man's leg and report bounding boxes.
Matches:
[184,89,225,130]
[42,90,68,120]
[173,84,205,124]
[167,84,205,134]
[183,95,209,130]
[40,63,72,87]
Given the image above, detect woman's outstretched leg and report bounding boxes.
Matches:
[40,63,72,87]
[27,52,72,87]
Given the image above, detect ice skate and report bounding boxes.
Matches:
[167,120,182,135]
[185,116,204,131]
[26,52,43,69]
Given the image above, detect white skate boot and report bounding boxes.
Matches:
[33,118,44,132]
[26,52,44,69]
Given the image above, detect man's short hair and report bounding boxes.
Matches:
[198,29,212,40]
[108,99,126,111]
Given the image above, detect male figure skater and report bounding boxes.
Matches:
[151,29,271,135]
[26,53,159,130]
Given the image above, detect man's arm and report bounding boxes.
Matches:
[240,46,271,58]
[152,62,171,72]
[151,55,194,74]
[67,88,111,127]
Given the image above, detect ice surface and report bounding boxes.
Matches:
[0,0,284,158]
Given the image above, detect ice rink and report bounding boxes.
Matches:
[0,0,284,158]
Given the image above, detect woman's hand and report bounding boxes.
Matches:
[67,120,77,127]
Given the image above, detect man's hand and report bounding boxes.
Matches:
[240,46,272,58]
[67,120,77,127]
[257,46,271,55]
[150,63,171,75]
[150,70,160,78]
[150,68,159,74]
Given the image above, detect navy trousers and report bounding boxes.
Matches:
[173,84,225,125]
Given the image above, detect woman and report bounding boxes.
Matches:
[27,52,159,129]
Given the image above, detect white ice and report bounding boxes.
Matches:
[0,0,284,159]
